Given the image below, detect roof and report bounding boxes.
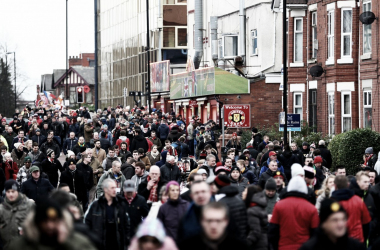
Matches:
[40,74,53,91]
[53,66,95,87]
[272,0,307,10]
[53,69,66,85]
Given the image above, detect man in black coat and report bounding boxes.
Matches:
[129,129,148,153]
[76,153,94,210]
[119,180,149,238]
[159,155,181,184]
[62,132,78,155]
[99,131,111,153]
[317,140,332,169]
[60,159,87,205]
[21,166,54,201]
[40,132,60,158]
[40,149,64,188]
[138,166,165,204]
[300,199,365,250]
[31,129,46,147]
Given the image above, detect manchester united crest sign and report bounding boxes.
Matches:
[224,104,251,128]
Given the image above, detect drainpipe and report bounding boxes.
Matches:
[157,0,162,61]
[193,0,203,69]
[210,16,218,63]
[239,0,246,62]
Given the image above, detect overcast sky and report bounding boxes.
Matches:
[0,0,94,100]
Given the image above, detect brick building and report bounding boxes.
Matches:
[285,0,376,136]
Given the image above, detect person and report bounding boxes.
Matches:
[138,148,151,170]
[120,180,149,237]
[11,142,27,168]
[31,128,46,147]
[229,165,249,197]
[160,155,181,184]
[21,166,54,201]
[157,119,170,146]
[41,149,64,188]
[96,161,126,197]
[148,130,162,151]
[3,127,16,151]
[128,218,178,250]
[101,146,121,171]
[177,181,212,243]
[238,157,259,185]
[85,178,130,249]
[8,198,97,250]
[269,176,319,250]
[259,160,287,189]
[16,156,32,187]
[59,159,87,206]
[336,165,346,176]
[316,175,335,213]
[300,199,366,250]
[0,180,34,248]
[157,181,188,241]
[138,165,165,205]
[180,173,203,202]
[147,144,161,166]
[78,148,102,186]
[264,177,279,217]
[76,153,94,208]
[11,130,27,151]
[131,162,148,187]
[63,132,78,155]
[1,152,19,180]
[72,136,86,157]
[40,131,60,158]
[130,129,149,153]
[147,186,169,219]
[225,132,241,158]
[364,147,377,169]
[243,185,268,250]
[28,142,45,163]
[330,175,371,243]
[178,202,248,249]
[84,119,94,147]
[92,140,107,163]
[317,140,332,169]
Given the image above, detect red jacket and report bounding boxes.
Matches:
[270,195,319,250]
[331,189,371,242]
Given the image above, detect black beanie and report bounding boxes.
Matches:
[214,174,231,189]
[265,177,277,191]
[34,198,63,224]
[319,198,346,225]
[4,180,19,192]
[230,166,240,173]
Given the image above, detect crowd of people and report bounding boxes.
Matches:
[0,105,378,249]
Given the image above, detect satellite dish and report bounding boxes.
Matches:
[359,12,376,25]
[310,65,324,77]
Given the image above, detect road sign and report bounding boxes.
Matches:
[223,104,251,128]
[123,88,128,97]
[279,113,301,131]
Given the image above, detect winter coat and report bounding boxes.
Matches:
[16,165,31,188]
[27,150,45,163]
[76,162,94,190]
[156,151,168,167]
[177,203,203,244]
[247,192,268,250]
[331,188,372,242]
[242,167,258,185]
[218,185,248,240]
[3,131,16,149]
[160,162,181,184]
[0,161,19,180]
[278,150,298,180]
[121,163,135,180]
[226,139,242,155]
[11,149,27,168]
[72,143,86,157]
[92,147,107,163]
[230,174,249,197]
[246,145,259,160]
[167,128,182,142]
[157,198,189,241]
[20,177,55,201]
[40,158,64,187]
[60,169,88,203]
[31,134,46,146]
[139,155,151,170]
[69,123,80,137]
[158,124,170,140]
[138,177,165,202]
[84,124,94,143]
[0,194,34,248]
[129,134,149,153]
[96,169,126,197]
[317,145,332,169]
[77,156,102,184]
[50,121,63,138]
[178,233,248,250]
[84,195,130,249]
[269,192,319,250]
[147,151,161,165]
[148,136,162,151]
[102,155,121,171]
[265,191,279,215]
[300,229,365,250]
[118,193,149,237]
[40,140,60,158]
[63,138,78,154]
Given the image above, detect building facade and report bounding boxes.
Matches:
[285,0,377,136]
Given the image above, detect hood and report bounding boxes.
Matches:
[169,129,179,135]
[135,134,146,141]
[217,185,239,197]
[251,191,267,207]
[287,176,308,195]
[119,136,127,141]
[121,163,133,171]
[331,188,355,201]
[282,150,292,158]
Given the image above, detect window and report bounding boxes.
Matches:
[364,90,372,128]
[311,12,317,58]
[341,8,352,57]
[363,0,372,54]
[163,27,187,47]
[218,38,223,58]
[251,29,258,55]
[294,18,303,62]
[223,35,238,58]
[69,87,76,104]
[309,90,317,132]
[294,93,303,120]
[86,91,93,104]
[341,92,352,132]
[328,93,335,135]
[327,11,334,61]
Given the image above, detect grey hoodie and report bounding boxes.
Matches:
[131,171,149,187]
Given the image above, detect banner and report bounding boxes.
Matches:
[223,104,251,128]
[150,60,170,92]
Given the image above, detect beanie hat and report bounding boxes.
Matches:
[319,198,346,225]
[34,198,63,224]
[273,171,285,180]
[30,166,40,173]
[214,175,231,189]
[197,168,208,176]
[265,177,277,191]
[214,166,230,176]
[67,158,77,166]
[24,156,32,163]
[67,150,75,158]
[251,127,258,133]
[216,162,223,167]
[165,181,180,193]
[314,156,323,164]
[302,142,309,147]
[87,119,93,124]
[232,132,237,137]
[136,218,166,244]
[46,148,54,157]
[310,143,316,149]
[14,143,22,150]
[287,176,308,195]
[291,163,305,178]
[365,147,373,154]
[4,179,19,192]
[303,166,316,179]
[238,155,249,161]
[230,166,240,173]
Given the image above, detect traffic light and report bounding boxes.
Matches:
[77,87,84,103]
[129,91,135,96]
[145,80,150,93]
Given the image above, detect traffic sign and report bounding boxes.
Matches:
[279,113,301,131]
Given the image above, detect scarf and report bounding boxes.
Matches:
[77,142,85,147]
[147,176,159,203]
[124,192,136,205]
[150,150,160,158]
[249,202,258,207]
[364,154,373,166]
[5,160,14,180]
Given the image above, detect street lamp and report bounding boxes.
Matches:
[6,52,16,109]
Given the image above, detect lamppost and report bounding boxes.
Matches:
[6,52,16,109]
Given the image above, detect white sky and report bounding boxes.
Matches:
[0,0,94,101]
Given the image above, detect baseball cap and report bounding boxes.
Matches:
[269,151,277,157]
[123,180,136,192]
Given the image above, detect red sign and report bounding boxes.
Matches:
[223,104,251,128]
[189,100,198,107]
[83,85,90,93]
